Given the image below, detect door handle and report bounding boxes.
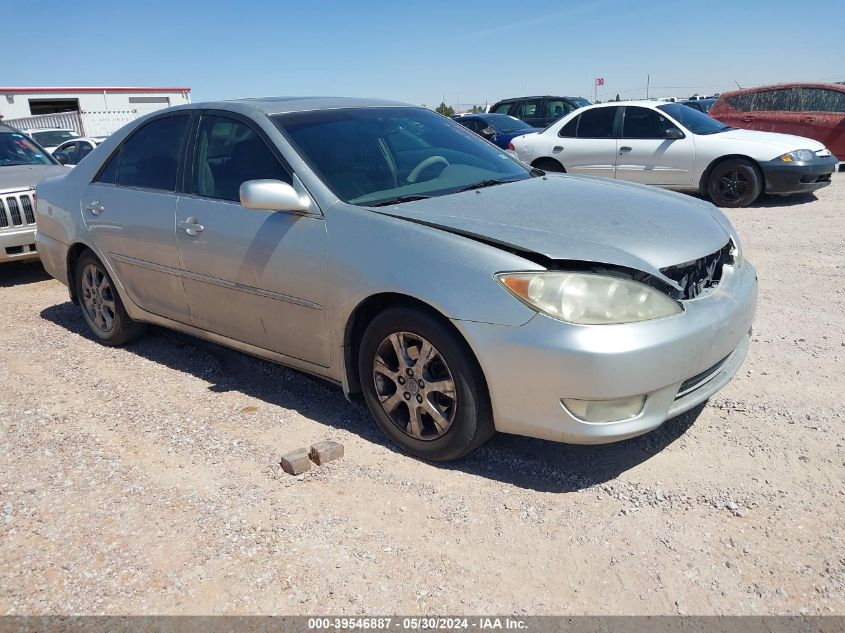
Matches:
[86,201,104,215]
[552,145,564,153]
[177,217,204,236]
[740,116,754,122]
[802,116,815,123]
[619,146,633,153]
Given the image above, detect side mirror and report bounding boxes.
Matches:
[665,128,685,140]
[239,179,311,213]
[53,151,70,165]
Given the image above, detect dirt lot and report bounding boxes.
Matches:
[1,175,843,616]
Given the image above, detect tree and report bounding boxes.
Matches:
[615,94,621,102]
[435,102,455,116]
[469,105,485,113]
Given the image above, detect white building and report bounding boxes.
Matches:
[0,86,192,137]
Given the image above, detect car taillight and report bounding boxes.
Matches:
[508,142,515,151]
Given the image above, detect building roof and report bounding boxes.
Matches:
[0,87,191,93]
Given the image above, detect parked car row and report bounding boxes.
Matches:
[506,100,836,207]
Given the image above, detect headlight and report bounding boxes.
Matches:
[778,149,815,162]
[496,271,683,325]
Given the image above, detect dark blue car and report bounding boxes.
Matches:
[452,113,541,149]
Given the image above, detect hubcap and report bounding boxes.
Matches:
[372,332,457,441]
[717,169,749,200]
[81,264,116,333]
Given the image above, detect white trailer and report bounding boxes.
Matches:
[0,87,191,137]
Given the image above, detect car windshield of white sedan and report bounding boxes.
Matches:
[658,103,728,135]
[30,130,80,147]
[0,132,57,166]
[273,107,531,206]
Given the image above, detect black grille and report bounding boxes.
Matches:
[20,194,35,223]
[6,197,22,226]
[661,241,734,300]
[0,199,7,228]
[676,354,730,398]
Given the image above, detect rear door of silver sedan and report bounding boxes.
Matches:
[81,113,193,323]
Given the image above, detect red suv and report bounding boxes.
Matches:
[710,83,845,160]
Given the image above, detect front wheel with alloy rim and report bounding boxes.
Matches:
[707,158,762,208]
[358,307,494,461]
[74,250,147,346]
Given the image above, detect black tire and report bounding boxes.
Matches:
[707,158,762,208]
[74,250,147,346]
[532,158,566,173]
[358,307,494,461]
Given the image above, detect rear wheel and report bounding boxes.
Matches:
[532,158,566,173]
[74,250,147,346]
[358,307,494,461]
[707,158,762,207]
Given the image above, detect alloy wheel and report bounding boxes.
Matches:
[372,331,457,440]
[80,263,116,333]
[717,169,749,201]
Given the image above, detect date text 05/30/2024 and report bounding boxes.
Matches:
[307,618,527,630]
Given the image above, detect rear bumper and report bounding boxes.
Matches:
[761,155,837,195]
[0,227,38,263]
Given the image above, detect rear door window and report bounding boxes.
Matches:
[576,107,618,138]
[116,115,190,191]
[797,88,845,113]
[492,102,514,115]
[726,93,756,112]
[546,99,575,121]
[515,100,543,121]
[753,89,797,112]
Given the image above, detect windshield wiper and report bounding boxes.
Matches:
[368,194,432,207]
[457,178,520,193]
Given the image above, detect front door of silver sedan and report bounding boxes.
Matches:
[81,114,192,323]
[174,114,330,367]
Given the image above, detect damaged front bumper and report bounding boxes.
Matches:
[454,260,758,444]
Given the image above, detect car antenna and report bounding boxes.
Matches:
[734,81,742,90]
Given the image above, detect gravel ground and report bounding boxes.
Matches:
[1,175,843,616]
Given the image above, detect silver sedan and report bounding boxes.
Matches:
[35,97,757,461]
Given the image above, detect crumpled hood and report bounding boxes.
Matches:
[713,128,827,152]
[0,165,68,192]
[372,175,732,278]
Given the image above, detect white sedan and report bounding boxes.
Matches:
[507,101,837,207]
[53,136,106,166]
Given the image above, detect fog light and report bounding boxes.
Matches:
[561,395,646,423]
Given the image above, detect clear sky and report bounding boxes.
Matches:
[4,0,843,108]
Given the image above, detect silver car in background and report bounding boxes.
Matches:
[35,97,757,461]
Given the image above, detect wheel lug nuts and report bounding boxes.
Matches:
[406,368,413,377]
[416,394,423,403]
[418,381,424,389]
[404,392,411,400]
[398,377,405,385]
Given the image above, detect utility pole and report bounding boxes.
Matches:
[646,74,650,99]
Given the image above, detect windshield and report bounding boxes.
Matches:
[571,97,593,108]
[0,132,58,166]
[658,103,728,134]
[485,114,532,133]
[30,130,80,147]
[273,107,530,206]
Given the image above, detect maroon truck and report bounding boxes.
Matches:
[709,83,845,161]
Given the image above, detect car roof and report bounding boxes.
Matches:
[0,123,18,133]
[219,96,411,115]
[493,95,583,103]
[718,82,845,98]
